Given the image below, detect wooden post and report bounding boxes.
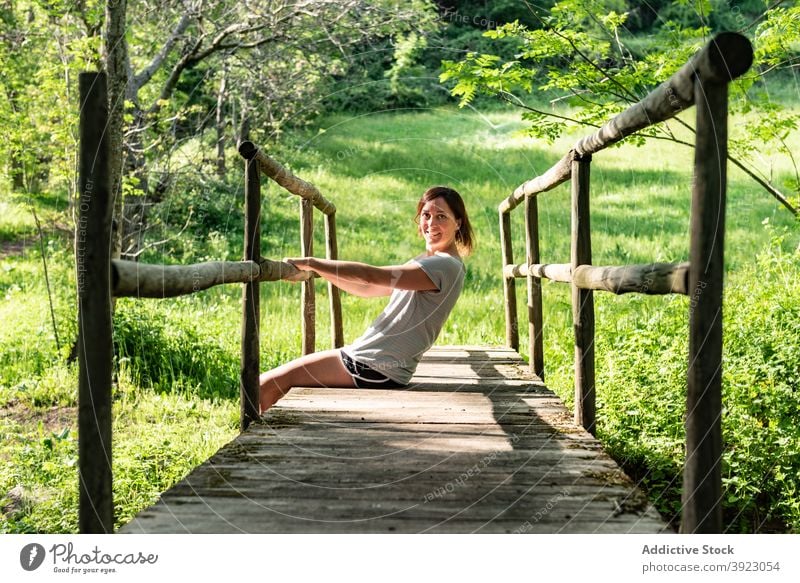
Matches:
[499,210,519,351]
[301,199,315,354]
[571,154,595,435]
[77,72,114,533]
[325,212,344,348]
[525,194,544,379]
[682,77,727,534]
[240,157,261,431]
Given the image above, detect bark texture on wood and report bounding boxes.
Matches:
[571,157,595,436]
[239,141,336,215]
[301,199,315,355]
[682,78,727,535]
[240,157,261,431]
[503,262,689,295]
[504,262,572,283]
[525,195,544,379]
[111,258,316,298]
[574,262,689,295]
[77,73,114,534]
[499,210,519,351]
[325,212,344,349]
[104,0,128,262]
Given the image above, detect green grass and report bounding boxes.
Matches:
[1,103,799,533]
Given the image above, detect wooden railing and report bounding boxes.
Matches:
[498,32,753,533]
[76,72,341,533]
[237,140,344,356]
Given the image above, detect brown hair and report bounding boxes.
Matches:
[415,186,475,255]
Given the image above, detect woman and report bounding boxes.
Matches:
[259,185,474,413]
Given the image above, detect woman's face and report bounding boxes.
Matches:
[419,196,461,253]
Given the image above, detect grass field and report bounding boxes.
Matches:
[1,104,798,533]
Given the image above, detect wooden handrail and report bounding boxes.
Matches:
[238,139,343,356]
[503,262,690,295]
[111,258,322,297]
[238,140,336,215]
[497,32,754,534]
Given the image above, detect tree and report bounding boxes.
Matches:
[440,0,800,215]
[0,1,102,197]
[101,0,438,258]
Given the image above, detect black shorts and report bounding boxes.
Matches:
[340,350,406,389]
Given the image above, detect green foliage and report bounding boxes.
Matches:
[113,298,241,401]
[720,225,800,531]
[3,95,800,533]
[529,222,798,533]
[439,1,800,208]
[385,32,430,107]
[0,421,79,533]
[0,383,238,533]
[0,1,101,193]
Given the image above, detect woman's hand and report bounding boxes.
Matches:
[285,257,314,271]
[282,257,314,282]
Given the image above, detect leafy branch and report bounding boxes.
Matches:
[440,1,800,216]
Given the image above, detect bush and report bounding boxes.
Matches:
[113,299,240,401]
[593,224,800,532]
[721,225,800,531]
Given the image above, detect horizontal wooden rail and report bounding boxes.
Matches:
[499,154,572,213]
[503,262,690,295]
[499,32,753,214]
[111,258,317,298]
[238,140,336,215]
[504,262,571,283]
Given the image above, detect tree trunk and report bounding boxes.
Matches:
[237,90,251,145]
[104,0,128,262]
[216,64,228,177]
[106,0,153,261]
[10,157,25,191]
[119,103,150,259]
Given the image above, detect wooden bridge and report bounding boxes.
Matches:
[120,346,668,533]
[75,34,755,534]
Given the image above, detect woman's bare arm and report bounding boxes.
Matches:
[286,257,437,297]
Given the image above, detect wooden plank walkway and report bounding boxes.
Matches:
[120,346,671,533]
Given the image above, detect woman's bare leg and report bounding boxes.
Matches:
[259,348,356,413]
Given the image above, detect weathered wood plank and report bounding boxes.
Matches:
[120,345,670,534]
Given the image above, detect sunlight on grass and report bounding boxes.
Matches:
[2,102,799,533]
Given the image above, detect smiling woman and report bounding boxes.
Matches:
[258,186,475,412]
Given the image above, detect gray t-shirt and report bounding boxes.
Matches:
[342,252,465,384]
